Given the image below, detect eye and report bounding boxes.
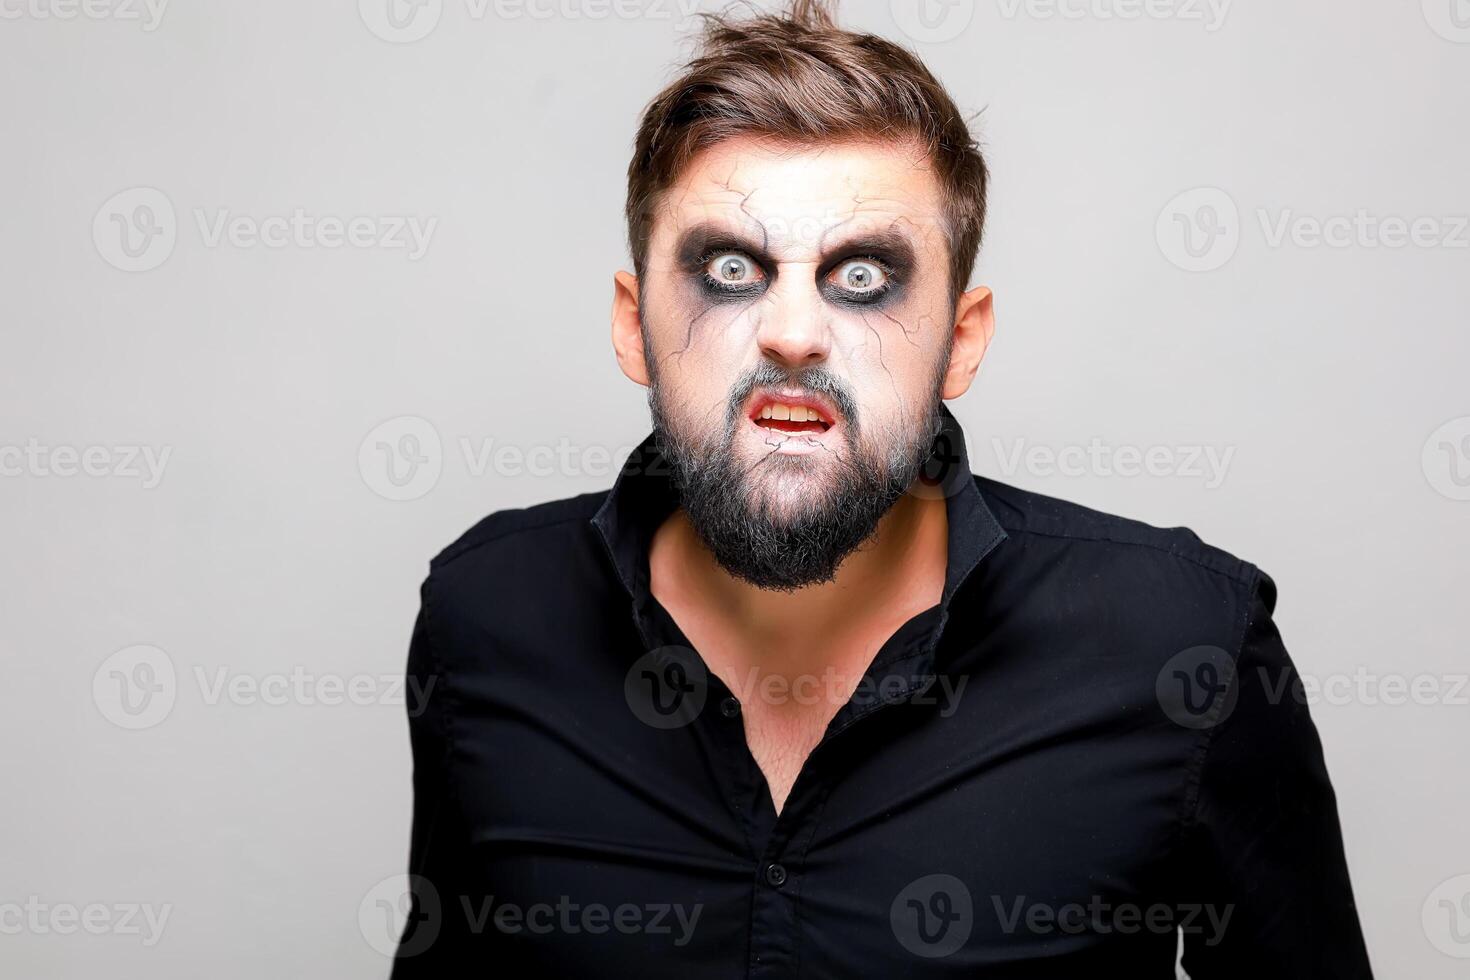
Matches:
[827,258,890,298]
[703,251,764,289]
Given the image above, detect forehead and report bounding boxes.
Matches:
[652,135,948,260]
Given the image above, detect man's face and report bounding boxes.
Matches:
[634,136,960,589]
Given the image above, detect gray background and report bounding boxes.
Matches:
[2,0,1467,975]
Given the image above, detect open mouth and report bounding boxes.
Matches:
[748,396,836,435]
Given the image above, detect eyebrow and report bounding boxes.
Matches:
[673,220,920,273]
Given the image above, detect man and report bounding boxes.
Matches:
[392,2,1372,975]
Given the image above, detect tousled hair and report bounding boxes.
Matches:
[625,0,988,304]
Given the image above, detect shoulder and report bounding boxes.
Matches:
[964,479,1289,769]
[976,475,1261,589]
[410,490,628,676]
[970,476,1273,664]
[419,490,615,632]
[429,489,609,572]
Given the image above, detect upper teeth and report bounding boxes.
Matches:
[760,403,822,422]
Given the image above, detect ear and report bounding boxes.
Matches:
[941,284,995,400]
[611,270,650,388]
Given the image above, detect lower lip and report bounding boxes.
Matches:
[745,415,841,455]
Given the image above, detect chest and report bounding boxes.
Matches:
[660,611,901,816]
[444,629,1186,976]
[730,677,856,814]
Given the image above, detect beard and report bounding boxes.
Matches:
[646,356,949,592]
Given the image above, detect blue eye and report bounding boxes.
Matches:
[704,252,763,289]
[829,259,887,295]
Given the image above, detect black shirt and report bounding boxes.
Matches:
[391,405,1372,978]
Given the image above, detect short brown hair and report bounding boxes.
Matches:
[625,0,988,304]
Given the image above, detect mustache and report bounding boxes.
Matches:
[723,361,860,434]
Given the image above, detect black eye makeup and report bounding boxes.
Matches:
[696,248,768,299]
[821,254,899,306]
[673,222,916,308]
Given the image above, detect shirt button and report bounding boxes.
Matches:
[765,863,788,888]
[719,697,741,718]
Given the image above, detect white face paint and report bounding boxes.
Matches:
[640,136,957,522]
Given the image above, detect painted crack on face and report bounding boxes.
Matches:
[634,137,967,589]
[756,425,846,463]
[852,309,903,406]
[812,188,871,250]
[877,308,922,348]
[722,175,770,253]
[663,300,722,363]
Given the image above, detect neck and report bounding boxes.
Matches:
[651,489,949,672]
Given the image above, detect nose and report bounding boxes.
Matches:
[754,273,832,369]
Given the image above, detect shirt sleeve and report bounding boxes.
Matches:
[390,574,472,976]
[1177,570,1374,978]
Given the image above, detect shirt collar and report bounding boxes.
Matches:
[591,402,1007,619]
